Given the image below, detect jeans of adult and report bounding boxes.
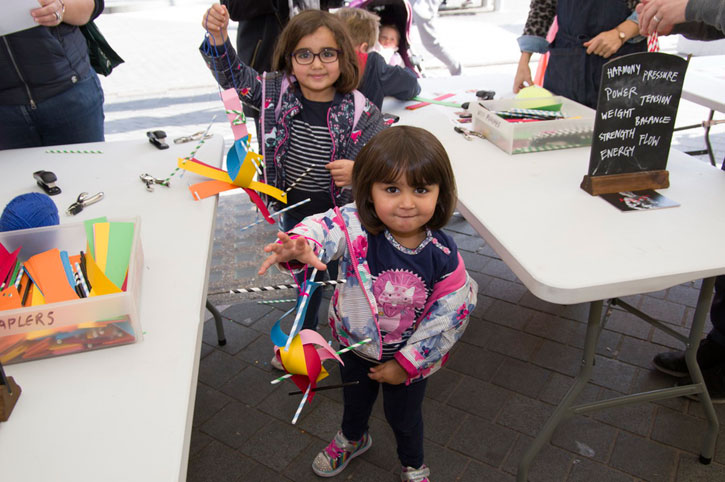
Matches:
[0,71,105,150]
[339,351,427,469]
[281,211,339,331]
[411,0,461,76]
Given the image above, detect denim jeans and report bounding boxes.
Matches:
[281,211,338,331]
[0,71,105,150]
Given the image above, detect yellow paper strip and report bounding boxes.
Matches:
[93,222,110,272]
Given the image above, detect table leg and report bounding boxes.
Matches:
[517,300,603,482]
[205,299,227,346]
[686,276,718,463]
[704,110,717,167]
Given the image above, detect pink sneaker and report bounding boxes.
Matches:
[311,430,372,477]
[401,464,431,481]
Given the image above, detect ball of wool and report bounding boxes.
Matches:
[0,193,60,232]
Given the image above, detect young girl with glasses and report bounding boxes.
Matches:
[258,126,478,482]
[201,5,387,344]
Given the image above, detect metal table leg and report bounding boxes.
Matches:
[517,300,604,482]
[517,278,719,480]
[205,299,227,346]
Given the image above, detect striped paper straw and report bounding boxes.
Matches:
[285,167,313,192]
[291,385,311,424]
[208,278,346,297]
[270,338,372,385]
[238,198,311,233]
[257,298,296,305]
[284,268,318,351]
[164,115,217,183]
[647,33,660,52]
[45,149,103,154]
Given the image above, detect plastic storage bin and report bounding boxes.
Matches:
[0,218,143,364]
[470,96,595,154]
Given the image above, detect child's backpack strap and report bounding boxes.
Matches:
[352,90,366,130]
[274,75,292,121]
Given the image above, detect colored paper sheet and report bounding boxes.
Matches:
[30,285,45,306]
[104,222,135,289]
[0,286,22,310]
[188,180,238,200]
[0,244,21,286]
[60,251,76,287]
[84,216,108,259]
[93,222,110,272]
[23,249,79,303]
[84,251,122,296]
[221,88,249,140]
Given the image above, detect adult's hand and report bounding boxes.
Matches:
[637,0,687,36]
[583,30,623,58]
[32,0,95,27]
[513,52,533,93]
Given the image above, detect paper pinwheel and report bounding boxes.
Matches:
[177,88,286,222]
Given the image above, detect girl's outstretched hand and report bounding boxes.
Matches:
[202,3,229,45]
[368,360,407,385]
[258,232,327,275]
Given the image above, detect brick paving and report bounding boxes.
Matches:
[99,2,725,480]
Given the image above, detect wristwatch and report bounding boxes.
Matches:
[617,30,627,43]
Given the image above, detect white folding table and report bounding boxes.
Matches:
[0,137,224,482]
[384,76,725,481]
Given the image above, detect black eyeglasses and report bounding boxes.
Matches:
[291,48,341,65]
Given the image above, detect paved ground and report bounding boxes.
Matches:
[98,2,725,481]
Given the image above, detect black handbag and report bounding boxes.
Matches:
[79,21,124,76]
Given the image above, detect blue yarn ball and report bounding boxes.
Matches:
[0,193,60,232]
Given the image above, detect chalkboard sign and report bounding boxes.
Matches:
[587,52,688,177]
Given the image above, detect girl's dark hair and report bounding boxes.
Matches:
[272,10,359,93]
[352,126,457,235]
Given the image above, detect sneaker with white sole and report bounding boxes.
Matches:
[311,430,372,477]
[401,464,431,481]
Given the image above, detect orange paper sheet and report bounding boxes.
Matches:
[0,286,22,310]
[23,249,79,303]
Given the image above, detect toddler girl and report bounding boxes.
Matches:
[372,23,406,67]
[201,5,387,343]
[259,126,478,481]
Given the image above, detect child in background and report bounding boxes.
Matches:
[201,5,386,367]
[336,8,420,110]
[375,23,406,67]
[258,126,478,481]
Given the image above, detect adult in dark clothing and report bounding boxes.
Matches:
[514,0,645,109]
[636,0,725,403]
[0,0,105,150]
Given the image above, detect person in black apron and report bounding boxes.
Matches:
[514,0,645,109]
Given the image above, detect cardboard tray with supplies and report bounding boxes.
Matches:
[0,218,143,364]
[470,96,595,154]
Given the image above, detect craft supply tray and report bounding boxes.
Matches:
[470,96,595,154]
[0,218,143,364]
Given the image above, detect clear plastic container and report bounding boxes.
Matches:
[0,218,143,364]
[471,96,595,154]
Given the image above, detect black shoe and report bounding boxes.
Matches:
[678,363,725,404]
[653,338,725,377]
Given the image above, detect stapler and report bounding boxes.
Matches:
[33,170,61,195]
[147,130,169,150]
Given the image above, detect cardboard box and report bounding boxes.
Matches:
[0,218,143,364]
[471,96,595,154]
